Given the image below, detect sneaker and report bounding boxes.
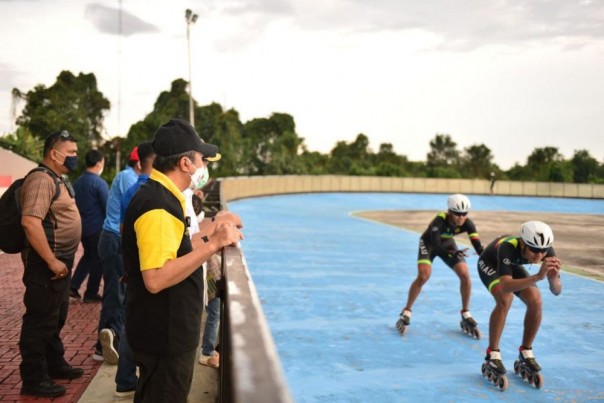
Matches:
[69,289,81,299]
[20,380,66,398]
[48,363,84,380]
[198,352,220,368]
[91,349,104,362]
[115,388,136,398]
[519,347,542,371]
[83,294,102,303]
[99,328,119,365]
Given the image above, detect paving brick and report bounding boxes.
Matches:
[0,249,102,402]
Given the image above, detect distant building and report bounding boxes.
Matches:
[0,147,37,196]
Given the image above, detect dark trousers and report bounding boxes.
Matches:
[71,231,103,298]
[19,253,72,386]
[132,347,197,403]
[96,229,125,352]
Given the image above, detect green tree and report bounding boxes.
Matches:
[299,149,329,174]
[570,150,601,183]
[328,134,372,175]
[426,134,460,177]
[526,147,566,181]
[241,113,305,175]
[14,71,110,151]
[461,144,496,179]
[0,127,44,162]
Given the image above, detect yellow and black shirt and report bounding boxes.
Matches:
[122,169,203,355]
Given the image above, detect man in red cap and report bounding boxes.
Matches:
[93,146,142,364]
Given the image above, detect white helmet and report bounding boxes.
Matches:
[520,221,554,249]
[447,194,471,213]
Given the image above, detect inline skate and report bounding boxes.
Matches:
[514,347,544,389]
[481,348,508,391]
[459,310,481,339]
[395,309,412,336]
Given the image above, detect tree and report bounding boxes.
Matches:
[328,134,373,175]
[0,127,43,162]
[426,134,460,177]
[461,144,495,179]
[570,150,601,183]
[14,71,110,151]
[526,147,567,181]
[241,113,305,175]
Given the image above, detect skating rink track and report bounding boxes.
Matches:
[229,193,604,402]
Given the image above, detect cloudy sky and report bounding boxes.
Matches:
[1,0,603,169]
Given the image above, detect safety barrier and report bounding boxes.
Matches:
[219,175,604,202]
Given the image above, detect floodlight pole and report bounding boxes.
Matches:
[185,9,198,127]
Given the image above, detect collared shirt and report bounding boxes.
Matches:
[122,169,203,355]
[20,168,81,259]
[103,166,138,235]
[120,173,149,225]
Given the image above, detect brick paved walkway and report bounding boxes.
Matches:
[0,248,102,402]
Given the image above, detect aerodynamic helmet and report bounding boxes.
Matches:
[447,194,471,213]
[520,221,554,249]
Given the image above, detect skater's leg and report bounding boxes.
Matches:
[453,262,471,312]
[404,264,431,311]
[517,287,542,348]
[488,290,514,350]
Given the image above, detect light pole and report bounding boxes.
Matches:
[185,9,198,126]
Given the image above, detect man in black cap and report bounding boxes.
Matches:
[121,118,243,402]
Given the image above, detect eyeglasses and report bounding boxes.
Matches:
[450,211,468,217]
[527,245,548,254]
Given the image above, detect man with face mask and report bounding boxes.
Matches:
[122,118,243,402]
[18,130,84,398]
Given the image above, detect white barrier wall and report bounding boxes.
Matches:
[220,175,604,202]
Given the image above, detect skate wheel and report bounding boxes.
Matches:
[534,373,544,389]
[497,375,508,392]
[472,328,482,340]
[481,363,487,376]
[513,360,520,374]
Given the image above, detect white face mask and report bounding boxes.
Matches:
[188,160,209,190]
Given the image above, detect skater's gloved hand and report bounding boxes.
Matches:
[450,248,468,258]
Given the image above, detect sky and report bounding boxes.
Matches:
[1,0,603,169]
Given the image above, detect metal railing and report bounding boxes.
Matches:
[201,180,293,403]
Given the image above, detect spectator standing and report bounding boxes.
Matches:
[70,149,108,302]
[113,140,155,398]
[94,147,140,364]
[18,130,84,398]
[122,118,243,402]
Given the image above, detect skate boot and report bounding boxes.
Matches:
[514,346,544,389]
[459,310,481,339]
[481,348,508,391]
[395,309,411,336]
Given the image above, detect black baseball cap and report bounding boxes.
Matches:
[152,119,221,161]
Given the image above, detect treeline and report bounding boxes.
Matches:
[2,71,603,184]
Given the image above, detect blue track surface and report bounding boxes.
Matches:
[229,193,604,402]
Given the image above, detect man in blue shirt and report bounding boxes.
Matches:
[94,147,140,364]
[71,149,108,302]
[114,140,155,397]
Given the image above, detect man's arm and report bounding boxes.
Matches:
[498,257,560,294]
[21,215,68,279]
[141,222,243,294]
